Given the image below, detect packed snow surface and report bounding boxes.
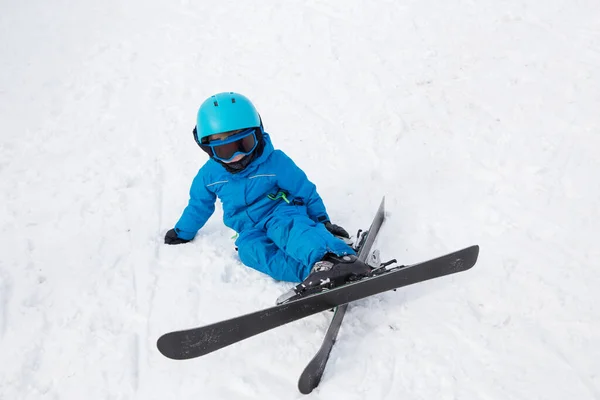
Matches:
[1,0,599,398]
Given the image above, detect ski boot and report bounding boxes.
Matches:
[276,253,372,304]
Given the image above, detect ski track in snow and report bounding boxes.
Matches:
[1,0,600,398]
[0,269,11,339]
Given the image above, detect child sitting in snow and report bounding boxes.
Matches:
[165,92,370,299]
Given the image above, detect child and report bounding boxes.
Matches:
[165,92,370,297]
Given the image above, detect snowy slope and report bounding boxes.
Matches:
[1,0,600,398]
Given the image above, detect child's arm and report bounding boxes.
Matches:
[275,151,330,223]
[171,171,217,241]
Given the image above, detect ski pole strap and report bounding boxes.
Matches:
[267,191,291,204]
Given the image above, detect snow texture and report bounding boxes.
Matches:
[1,0,599,398]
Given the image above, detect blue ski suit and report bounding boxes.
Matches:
[174,133,355,282]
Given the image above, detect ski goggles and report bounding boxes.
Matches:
[196,127,259,162]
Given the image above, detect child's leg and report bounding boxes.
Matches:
[236,228,311,282]
[264,205,355,272]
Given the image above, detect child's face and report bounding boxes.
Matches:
[208,130,247,163]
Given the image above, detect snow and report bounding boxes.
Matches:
[1,0,599,398]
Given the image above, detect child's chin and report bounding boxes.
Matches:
[225,155,245,163]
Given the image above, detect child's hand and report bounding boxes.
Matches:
[324,221,350,239]
[164,228,191,245]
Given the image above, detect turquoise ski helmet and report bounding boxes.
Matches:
[194,92,261,144]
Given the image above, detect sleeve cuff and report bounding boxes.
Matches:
[317,215,329,223]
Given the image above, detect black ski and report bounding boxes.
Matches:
[156,244,479,361]
[298,197,385,394]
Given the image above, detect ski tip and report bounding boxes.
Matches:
[156,334,175,359]
[471,244,479,257]
[298,384,314,395]
[298,374,319,395]
[156,333,188,360]
[464,244,480,269]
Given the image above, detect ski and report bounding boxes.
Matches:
[156,244,479,361]
[298,197,385,394]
